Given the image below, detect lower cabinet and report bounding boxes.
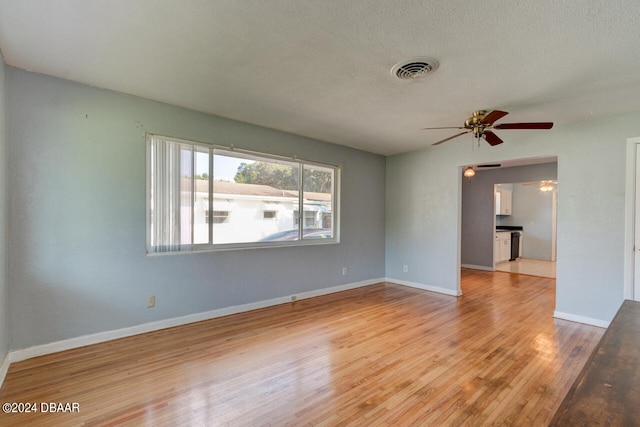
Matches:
[494,232,511,263]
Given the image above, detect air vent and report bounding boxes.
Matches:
[391,57,439,80]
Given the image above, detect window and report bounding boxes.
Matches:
[293,210,317,227]
[146,135,339,253]
[206,210,229,224]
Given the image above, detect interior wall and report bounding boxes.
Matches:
[387,109,640,324]
[461,163,557,267]
[6,68,386,350]
[0,55,8,363]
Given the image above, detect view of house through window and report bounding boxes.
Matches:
[147,135,338,253]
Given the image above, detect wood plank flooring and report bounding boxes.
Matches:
[495,258,556,279]
[0,269,604,426]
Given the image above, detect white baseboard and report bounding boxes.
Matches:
[6,278,384,365]
[386,277,461,297]
[460,264,495,272]
[553,311,610,328]
[0,352,9,388]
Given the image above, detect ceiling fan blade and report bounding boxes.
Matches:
[479,110,509,126]
[523,180,557,186]
[494,122,554,130]
[476,163,502,168]
[422,126,467,130]
[431,131,471,146]
[483,131,503,146]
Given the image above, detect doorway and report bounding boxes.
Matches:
[493,181,557,279]
[459,157,558,286]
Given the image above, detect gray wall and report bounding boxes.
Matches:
[0,55,8,362]
[500,183,555,260]
[387,110,640,323]
[461,163,557,267]
[6,68,386,350]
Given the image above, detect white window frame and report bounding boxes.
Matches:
[146,134,340,254]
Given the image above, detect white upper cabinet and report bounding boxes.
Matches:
[495,188,512,215]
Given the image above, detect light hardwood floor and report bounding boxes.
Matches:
[0,269,603,426]
[495,258,556,279]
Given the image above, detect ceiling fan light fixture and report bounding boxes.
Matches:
[391,56,439,80]
[539,181,554,192]
[463,166,475,178]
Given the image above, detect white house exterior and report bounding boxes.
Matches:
[193,180,332,244]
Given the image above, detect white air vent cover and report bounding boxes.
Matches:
[391,57,439,80]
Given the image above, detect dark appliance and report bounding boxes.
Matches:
[509,232,521,261]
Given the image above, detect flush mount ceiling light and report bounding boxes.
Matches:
[391,56,439,80]
[463,166,475,178]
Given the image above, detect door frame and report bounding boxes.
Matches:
[551,189,557,262]
[624,136,640,301]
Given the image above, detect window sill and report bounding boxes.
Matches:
[146,238,340,256]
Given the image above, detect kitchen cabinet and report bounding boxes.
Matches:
[495,188,512,215]
[494,231,511,263]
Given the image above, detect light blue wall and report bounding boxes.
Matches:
[6,68,386,350]
[386,146,462,293]
[387,111,640,323]
[0,55,8,362]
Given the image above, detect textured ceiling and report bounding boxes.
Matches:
[0,1,639,155]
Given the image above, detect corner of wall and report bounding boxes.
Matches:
[0,51,9,388]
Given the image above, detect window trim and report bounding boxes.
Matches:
[146,134,340,254]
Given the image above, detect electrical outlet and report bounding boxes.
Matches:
[403,265,409,273]
[342,267,347,276]
[147,295,156,308]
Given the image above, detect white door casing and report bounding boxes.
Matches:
[624,137,640,301]
[635,140,640,301]
[551,189,557,262]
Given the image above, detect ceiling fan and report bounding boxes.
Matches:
[523,180,558,185]
[524,180,557,192]
[424,110,553,146]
